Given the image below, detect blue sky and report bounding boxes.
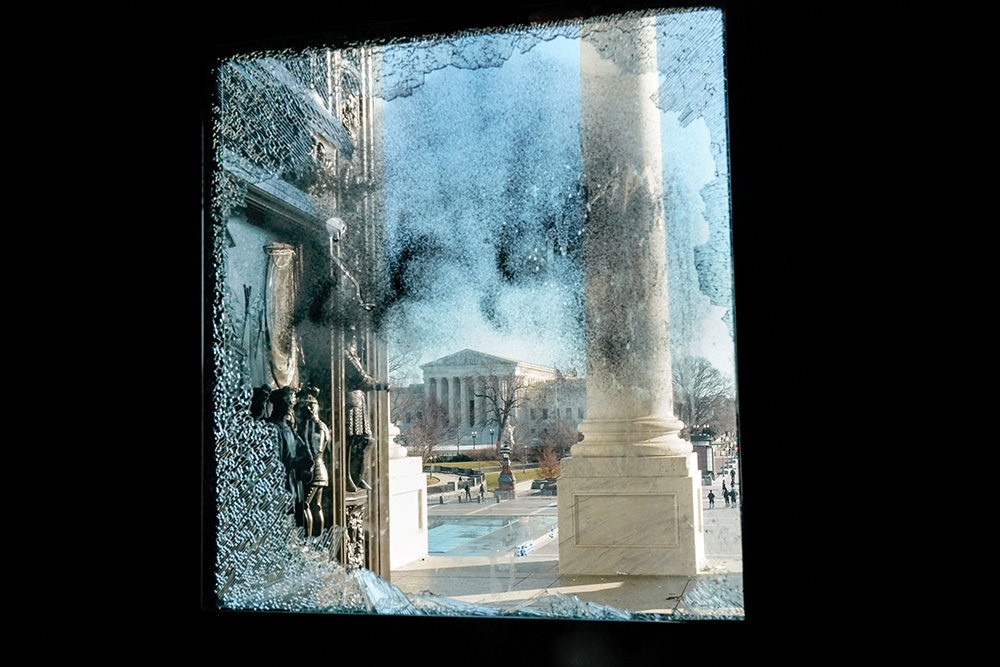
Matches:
[379,11,734,385]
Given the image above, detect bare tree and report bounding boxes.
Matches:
[536,417,581,459]
[714,395,737,436]
[671,356,735,440]
[510,423,533,468]
[472,368,533,454]
[387,337,422,388]
[389,384,422,426]
[398,395,448,463]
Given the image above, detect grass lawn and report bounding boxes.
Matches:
[433,461,501,469]
[427,461,545,490]
[483,468,547,490]
[436,470,531,491]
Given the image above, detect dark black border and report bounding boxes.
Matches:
[194,0,830,655]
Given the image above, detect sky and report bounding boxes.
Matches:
[379,11,735,387]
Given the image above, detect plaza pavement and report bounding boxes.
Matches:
[389,464,744,618]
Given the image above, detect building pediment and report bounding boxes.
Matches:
[419,349,564,384]
[420,349,519,372]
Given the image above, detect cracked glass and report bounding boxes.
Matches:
[207,6,742,622]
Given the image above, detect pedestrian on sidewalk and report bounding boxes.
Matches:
[731,469,735,485]
[464,482,471,500]
[479,483,485,500]
[708,490,715,508]
[723,488,730,507]
[730,488,738,508]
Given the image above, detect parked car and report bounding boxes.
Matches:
[541,480,558,495]
[532,477,558,489]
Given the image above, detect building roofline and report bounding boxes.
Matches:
[419,348,557,374]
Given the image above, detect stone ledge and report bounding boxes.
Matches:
[560,454,696,478]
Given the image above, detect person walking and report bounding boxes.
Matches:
[708,490,715,509]
[479,483,485,500]
[730,488,738,508]
[731,469,736,486]
[723,488,730,507]
[464,482,471,500]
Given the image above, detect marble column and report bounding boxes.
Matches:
[460,376,470,429]
[427,377,437,408]
[477,377,487,426]
[439,377,449,421]
[557,16,705,576]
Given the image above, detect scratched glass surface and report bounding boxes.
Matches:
[209,8,742,620]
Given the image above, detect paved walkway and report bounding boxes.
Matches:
[390,463,744,618]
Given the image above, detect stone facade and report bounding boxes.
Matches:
[413,349,585,449]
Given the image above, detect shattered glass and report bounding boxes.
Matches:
[208,7,741,621]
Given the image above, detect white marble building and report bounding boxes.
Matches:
[415,349,585,449]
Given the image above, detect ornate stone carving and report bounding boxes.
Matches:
[345,503,366,569]
[268,386,313,529]
[250,384,272,420]
[295,385,331,537]
[344,331,389,491]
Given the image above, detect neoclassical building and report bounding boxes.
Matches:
[417,349,585,447]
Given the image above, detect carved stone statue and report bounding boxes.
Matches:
[344,332,389,492]
[295,385,331,536]
[250,384,272,420]
[268,386,313,525]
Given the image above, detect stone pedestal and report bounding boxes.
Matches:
[388,455,428,569]
[496,442,516,500]
[387,416,428,569]
[557,455,704,575]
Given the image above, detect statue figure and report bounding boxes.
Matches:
[295,385,331,536]
[250,384,272,420]
[268,386,313,525]
[344,332,389,492]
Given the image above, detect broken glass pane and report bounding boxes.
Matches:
[208,7,741,621]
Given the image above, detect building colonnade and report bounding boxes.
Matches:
[424,374,501,433]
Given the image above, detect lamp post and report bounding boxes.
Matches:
[472,430,478,450]
[489,428,495,449]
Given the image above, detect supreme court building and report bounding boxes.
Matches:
[410,349,586,449]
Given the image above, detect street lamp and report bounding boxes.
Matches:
[489,428,494,449]
[472,430,478,449]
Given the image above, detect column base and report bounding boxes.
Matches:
[573,417,691,457]
[557,455,706,576]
